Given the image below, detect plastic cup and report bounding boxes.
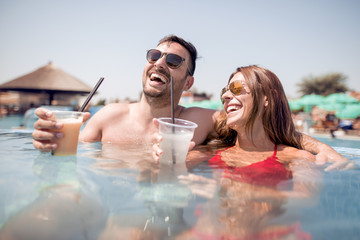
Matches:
[50,111,84,156]
[158,118,198,164]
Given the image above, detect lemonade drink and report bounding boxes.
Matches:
[158,118,198,164]
[160,132,194,164]
[51,111,84,156]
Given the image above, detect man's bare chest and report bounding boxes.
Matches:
[101,119,156,143]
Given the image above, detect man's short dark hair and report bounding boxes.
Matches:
[158,35,197,76]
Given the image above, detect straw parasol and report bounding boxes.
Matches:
[0,62,92,105]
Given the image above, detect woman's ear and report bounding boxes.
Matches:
[264,96,269,107]
[184,76,194,91]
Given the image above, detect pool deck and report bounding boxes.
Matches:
[307,128,360,141]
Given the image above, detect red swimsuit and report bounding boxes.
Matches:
[208,145,293,187]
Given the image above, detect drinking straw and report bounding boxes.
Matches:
[170,76,176,164]
[171,76,175,124]
[80,77,104,112]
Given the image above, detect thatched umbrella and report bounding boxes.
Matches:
[0,62,92,105]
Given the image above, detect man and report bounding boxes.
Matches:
[33,35,217,148]
[32,35,349,169]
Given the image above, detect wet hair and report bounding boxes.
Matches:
[158,34,197,76]
[215,65,303,149]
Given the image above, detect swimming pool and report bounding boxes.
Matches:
[0,120,360,239]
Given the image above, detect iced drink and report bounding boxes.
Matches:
[50,111,84,156]
[158,118,198,164]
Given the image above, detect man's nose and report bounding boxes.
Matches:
[154,53,167,67]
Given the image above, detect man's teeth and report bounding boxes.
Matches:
[150,73,166,83]
[227,105,241,112]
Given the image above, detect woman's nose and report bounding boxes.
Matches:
[222,89,232,102]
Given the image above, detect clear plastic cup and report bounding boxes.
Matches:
[50,111,84,156]
[158,118,198,164]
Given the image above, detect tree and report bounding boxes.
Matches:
[297,72,349,96]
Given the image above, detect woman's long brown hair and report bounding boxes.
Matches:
[214,65,303,149]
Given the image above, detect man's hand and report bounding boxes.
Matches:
[32,108,90,152]
[151,118,195,162]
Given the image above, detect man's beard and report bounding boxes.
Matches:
[142,66,188,107]
[143,85,171,107]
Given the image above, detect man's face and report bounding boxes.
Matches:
[142,42,193,103]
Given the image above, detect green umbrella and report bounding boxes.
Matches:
[183,100,223,110]
[298,94,325,105]
[316,103,345,112]
[288,99,303,111]
[335,104,360,119]
[344,103,360,111]
[298,94,325,112]
[324,93,359,104]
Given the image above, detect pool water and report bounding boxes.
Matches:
[0,128,360,239]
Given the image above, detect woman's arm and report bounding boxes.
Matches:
[301,134,354,171]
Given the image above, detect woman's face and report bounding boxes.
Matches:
[221,72,252,128]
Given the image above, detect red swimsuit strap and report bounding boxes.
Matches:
[272,144,278,157]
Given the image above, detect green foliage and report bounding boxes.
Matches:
[297,72,349,97]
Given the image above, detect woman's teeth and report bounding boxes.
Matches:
[227,105,241,112]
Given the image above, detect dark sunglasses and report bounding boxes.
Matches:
[220,80,246,103]
[146,49,192,75]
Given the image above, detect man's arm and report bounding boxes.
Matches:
[301,134,354,171]
[79,109,104,142]
[180,107,219,146]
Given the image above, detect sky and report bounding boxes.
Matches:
[1,0,359,104]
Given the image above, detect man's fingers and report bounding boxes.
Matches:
[83,112,91,122]
[188,141,195,151]
[34,108,52,119]
[32,129,63,141]
[152,143,162,162]
[33,118,62,130]
[32,140,57,152]
[152,118,159,129]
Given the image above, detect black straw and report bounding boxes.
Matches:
[80,77,104,112]
[170,76,176,164]
[170,76,175,124]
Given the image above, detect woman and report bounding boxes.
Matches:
[153,66,320,239]
[206,65,316,186]
[154,65,315,176]
[176,65,319,239]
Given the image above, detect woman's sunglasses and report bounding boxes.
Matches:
[146,49,192,75]
[220,80,246,103]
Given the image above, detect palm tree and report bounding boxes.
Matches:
[297,72,348,96]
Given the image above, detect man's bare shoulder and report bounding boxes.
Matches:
[91,102,132,121]
[179,106,221,144]
[180,106,219,122]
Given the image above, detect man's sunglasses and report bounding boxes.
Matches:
[146,49,192,75]
[220,80,247,103]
